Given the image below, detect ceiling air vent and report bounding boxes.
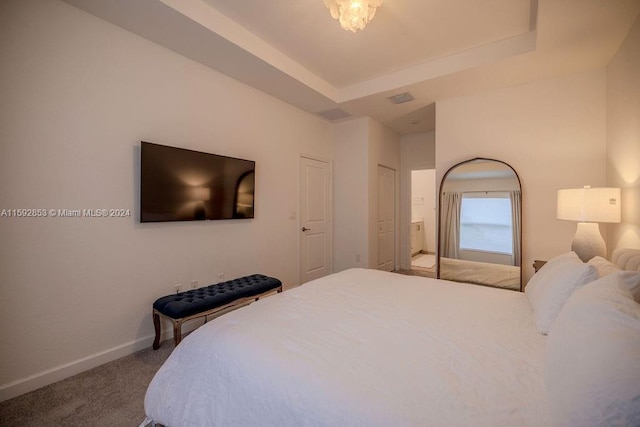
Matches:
[317,108,352,121]
[387,92,414,104]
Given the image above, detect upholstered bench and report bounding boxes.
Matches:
[152,274,282,349]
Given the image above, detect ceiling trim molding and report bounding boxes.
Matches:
[336,30,537,103]
[62,0,340,113]
[158,0,338,101]
[63,0,538,111]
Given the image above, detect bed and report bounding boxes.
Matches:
[142,249,640,427]
[439,256,521,290]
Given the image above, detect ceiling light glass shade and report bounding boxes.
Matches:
[324,0,383,33]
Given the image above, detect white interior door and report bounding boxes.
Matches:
[300,156,332,283]
[377,165,395,271]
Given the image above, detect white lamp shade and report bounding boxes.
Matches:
[557,187,621,223]
[189,187,211,201]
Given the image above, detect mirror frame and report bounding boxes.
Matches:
[436,157,523,291]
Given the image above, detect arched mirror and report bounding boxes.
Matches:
[233,171,255,218]
[438,158,522,291]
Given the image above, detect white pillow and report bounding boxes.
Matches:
[588,255,620,276]
[619,271,640,302]
[588,256,640,301]
[546,274,640,427]
[525,251,597,335]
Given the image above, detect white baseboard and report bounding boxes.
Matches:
[0,327,178,402]
[0,298,263,402]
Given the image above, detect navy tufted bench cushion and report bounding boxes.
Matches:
[152,274,282,349]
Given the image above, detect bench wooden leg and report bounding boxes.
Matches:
[152,311,161,350]
[173,319,183,346]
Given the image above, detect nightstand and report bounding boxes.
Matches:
[533,260,547,273]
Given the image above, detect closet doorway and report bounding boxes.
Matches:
[410,169,436,275]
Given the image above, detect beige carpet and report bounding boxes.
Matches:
[0,343,173,427]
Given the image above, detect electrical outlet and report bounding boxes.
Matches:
[218,272,225,282]
[190,280,198,289]
[174,283,182,294]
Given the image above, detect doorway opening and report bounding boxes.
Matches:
[410,169,436,276]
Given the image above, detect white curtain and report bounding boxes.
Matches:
[440,192,461,259]
[510,190,521,267]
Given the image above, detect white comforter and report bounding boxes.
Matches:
[144,268,549,426]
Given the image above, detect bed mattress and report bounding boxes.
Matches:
[144,268,549,426]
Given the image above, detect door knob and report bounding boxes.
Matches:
[302,227,311,231]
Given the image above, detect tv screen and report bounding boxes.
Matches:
[140,141,255,223]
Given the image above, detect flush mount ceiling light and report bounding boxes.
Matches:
[324,0,383,33]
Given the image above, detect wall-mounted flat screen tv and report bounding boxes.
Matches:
[140,141,255,223]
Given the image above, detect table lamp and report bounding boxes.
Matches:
[557,186,621,262]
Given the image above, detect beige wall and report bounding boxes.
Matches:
[332,117,400,272]
[0,0,332,400]
[436,69,608,282]
[332,117,370,272]
[606,15,640,251]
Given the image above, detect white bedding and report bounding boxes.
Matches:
[144,268,549,426]
[440,257,521,290]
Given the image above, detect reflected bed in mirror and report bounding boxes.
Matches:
[438,158,522,291]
